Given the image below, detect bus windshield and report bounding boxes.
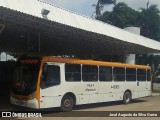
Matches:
[11,61,40,95]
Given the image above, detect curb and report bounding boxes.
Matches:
[151,93,160,96]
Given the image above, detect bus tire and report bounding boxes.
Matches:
[123,91,131,104]
[61,95,74,112]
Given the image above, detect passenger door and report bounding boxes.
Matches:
[40,62,62,108]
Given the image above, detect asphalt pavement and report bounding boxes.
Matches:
[1,93,160,120]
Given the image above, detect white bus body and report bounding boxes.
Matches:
[10,57,151,111]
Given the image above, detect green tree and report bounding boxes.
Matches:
[100,2,160,41]
[101,2,140,28]
[98,2,160,69]
[93,0,116,19]
[136,4,160,69]
[139,4,160,40]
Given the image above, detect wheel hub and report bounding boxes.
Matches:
[64,99,71,107]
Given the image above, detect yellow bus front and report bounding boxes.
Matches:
[10,59,41,109]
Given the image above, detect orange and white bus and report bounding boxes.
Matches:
[10,56,151,111]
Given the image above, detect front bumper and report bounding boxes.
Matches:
[10,96,39,109]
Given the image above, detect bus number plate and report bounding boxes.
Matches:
[111,85,119,89]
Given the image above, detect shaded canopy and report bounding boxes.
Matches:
[0,0,160,57]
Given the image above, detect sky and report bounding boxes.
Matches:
[44,0,160,17]
[0,52,16,61]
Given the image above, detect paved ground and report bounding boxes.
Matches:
[1,95,160,120]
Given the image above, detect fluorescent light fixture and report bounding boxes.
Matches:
[41,9,50,16]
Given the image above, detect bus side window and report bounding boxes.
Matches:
[113,67,125,81]
[43,63,48,74]
[41,65,60,89]
[126,68,136,81]
[82,65,98,82]
[65,64,81,82]
[99,66,112,81]
[41,63,48,82]
[137,69,146,81]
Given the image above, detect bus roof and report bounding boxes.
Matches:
[42,56,150,69]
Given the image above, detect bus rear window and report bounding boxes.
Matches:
[147,69,151,81]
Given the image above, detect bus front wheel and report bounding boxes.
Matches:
[123,91,131,104]
[61,95,74,112]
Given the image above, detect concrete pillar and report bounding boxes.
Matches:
[124,26,140,64]
[126,54,136,64]
[124,26,140,35]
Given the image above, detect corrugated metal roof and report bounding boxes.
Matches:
[0,0,160,53]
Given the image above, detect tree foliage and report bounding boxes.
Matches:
[99,0,116,5]
[97,1,160,70]
[93,0,116,19]
[139,5,160,40]
[101,2,140,28]
[100,2,160,41]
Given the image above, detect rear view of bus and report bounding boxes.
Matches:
[10,58,41,109]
